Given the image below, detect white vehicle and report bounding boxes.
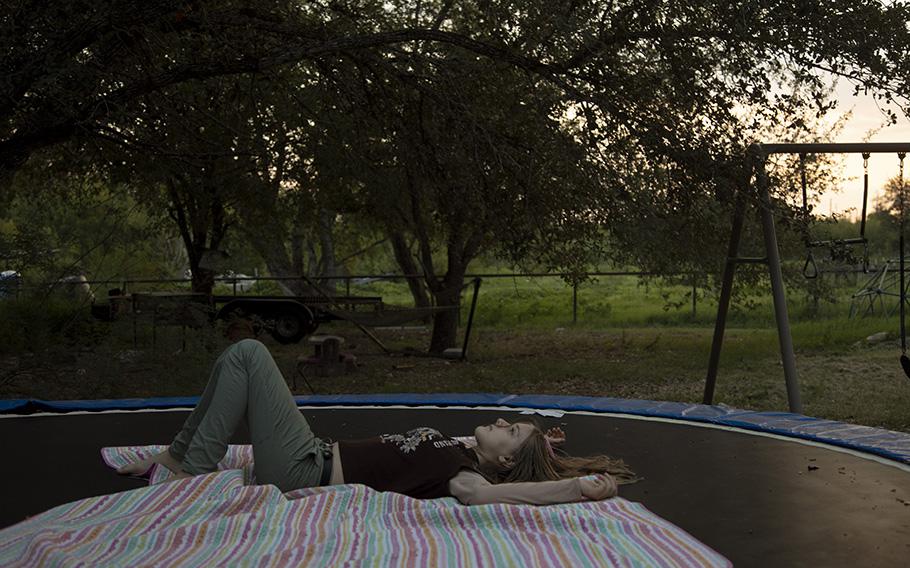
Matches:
[0,270,21,299]
[57,274,96,303]
[218,271,257,293]
[182,269,257,293]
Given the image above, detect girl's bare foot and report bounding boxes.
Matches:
[117,448,186,476]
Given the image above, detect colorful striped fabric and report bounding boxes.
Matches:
[0,445,731,567]
[101,444,258,485]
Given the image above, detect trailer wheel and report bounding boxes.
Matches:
[270,307,317,344]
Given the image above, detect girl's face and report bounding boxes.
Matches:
[474,418,534,463]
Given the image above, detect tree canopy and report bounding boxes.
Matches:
[5,1,909,175]
[4,0,910,348]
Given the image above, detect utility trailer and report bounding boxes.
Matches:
[92,292,384,344]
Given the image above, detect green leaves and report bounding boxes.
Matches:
[2,0,909,303]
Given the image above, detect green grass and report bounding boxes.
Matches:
[352,270,882,329]
[2,272,909,435]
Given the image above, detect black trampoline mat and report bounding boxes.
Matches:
[2,406,909,567]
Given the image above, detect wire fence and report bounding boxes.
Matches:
[0,265,880,325]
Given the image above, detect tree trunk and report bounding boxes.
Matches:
[428,272,465,353]
[182,240,216,295]
[389,232,431,310]
[164,170,237,296]
[385,225,480,352]
[248,224,333,297]
[190,263,216,294]
[251,234,316,296]
[317,208,337,295]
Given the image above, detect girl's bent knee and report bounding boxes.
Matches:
[233,339,272,365]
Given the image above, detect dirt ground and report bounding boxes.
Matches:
[2,323,909,434]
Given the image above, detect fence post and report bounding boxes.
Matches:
[461,278,482,360]
[457,281,462,328]
[572,282,578,324]
[692,274,697,319]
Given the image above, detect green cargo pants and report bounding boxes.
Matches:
[167,339,326,492]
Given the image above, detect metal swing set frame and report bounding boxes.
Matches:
[703,142,910,414]
[849,259,910,318]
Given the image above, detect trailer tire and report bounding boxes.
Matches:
[270,307,317,344]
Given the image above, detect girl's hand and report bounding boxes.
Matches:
[545,426,566,446]
[579,473,618,501]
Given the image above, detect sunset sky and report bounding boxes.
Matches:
[816,81,910,218]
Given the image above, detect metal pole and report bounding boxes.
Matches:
[461,278,482,360]
[691,274,696,319]
[756,157,803,414]
[132,295,137,348]
[900,153,907,357]
[758,142,910,154]
[704,190,746,405]
[573,282,578,324]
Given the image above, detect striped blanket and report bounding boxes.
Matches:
[0,445,731,567]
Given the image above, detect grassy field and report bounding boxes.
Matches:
[348,269,870,328]
[2,271,909,435]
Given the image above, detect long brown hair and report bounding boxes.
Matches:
[475,418,642,485]
[222,313,257,341]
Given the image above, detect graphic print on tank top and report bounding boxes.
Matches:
[379,427,463,454]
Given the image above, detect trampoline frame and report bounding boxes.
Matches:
[4,393,909,466]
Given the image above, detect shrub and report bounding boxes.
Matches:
[0,296,108,354]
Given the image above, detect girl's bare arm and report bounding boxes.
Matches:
[448,469,587,506]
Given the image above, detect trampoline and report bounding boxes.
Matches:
[2,393,909,567]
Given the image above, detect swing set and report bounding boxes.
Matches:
[704,143,910,415]
[798,152,874,278]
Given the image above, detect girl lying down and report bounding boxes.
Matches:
[117,322,639,505]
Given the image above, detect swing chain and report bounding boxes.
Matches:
[860,152,871,273]
[900,152,906,186]
[799,153,809,217]
[900,152,906,229]
[898,152,907,360]
[798,154,819,278]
